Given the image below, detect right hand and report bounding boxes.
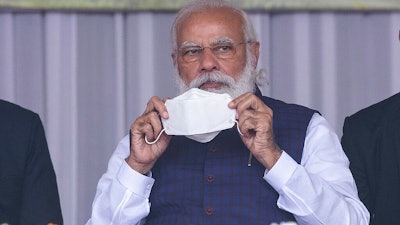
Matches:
[126,96,172,174]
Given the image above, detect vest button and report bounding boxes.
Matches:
[205,207,213,215]
[209,145,218,152]
[207,175,214,182]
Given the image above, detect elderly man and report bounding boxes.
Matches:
[86,0,369,224]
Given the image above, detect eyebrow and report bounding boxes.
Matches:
[213,37,234,44]
[179,37,235,49]
[180,41,199,49]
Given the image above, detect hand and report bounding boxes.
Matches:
[229,92,282,170]
[126,96,172,174]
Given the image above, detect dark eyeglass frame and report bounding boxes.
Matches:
[177,41,252,63]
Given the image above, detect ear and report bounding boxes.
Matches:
[172,52,177,67]
[251,41,260,68]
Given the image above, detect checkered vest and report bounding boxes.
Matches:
[145,92,317,225]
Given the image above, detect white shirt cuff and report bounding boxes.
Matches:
[117,160,155,198]
[263,151,298,193]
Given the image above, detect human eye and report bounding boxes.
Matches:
[182,47,202,56]
[213,44,234,53]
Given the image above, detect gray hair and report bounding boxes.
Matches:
[170,0,258,52]
[170,0,268,88]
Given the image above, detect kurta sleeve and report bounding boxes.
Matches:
[264,113,370,225]
[86,135,155,225]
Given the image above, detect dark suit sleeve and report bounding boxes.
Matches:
[19,114,63,225]
[341,116,374,213]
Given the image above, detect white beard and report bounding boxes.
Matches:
[174,61,257,98]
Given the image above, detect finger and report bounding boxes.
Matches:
[228,92,252,109]
[234,95,271,119]
[238,110,272,135]
[146,111,165,141]
[144,96,169,119]
[238,112,258,136]
[140,111,165,142]
[131,117,154,142]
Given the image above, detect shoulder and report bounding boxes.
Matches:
[0,99,38,120]
[0,99,39,121]
[344,92,400,130]
[0,99,41,134]
[260,95,318,117]
[254,88,317,113]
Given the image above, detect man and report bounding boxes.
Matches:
[87,0,369,224]
[0,99,63,225]
[341,92,400,225]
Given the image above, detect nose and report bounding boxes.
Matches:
[198,48,219,72]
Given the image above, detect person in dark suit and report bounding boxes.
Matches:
[342,92,400,225]
[0,99,63,225]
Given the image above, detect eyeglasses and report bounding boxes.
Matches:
[177,41,251,63]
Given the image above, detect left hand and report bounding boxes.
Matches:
[228,92,282,170]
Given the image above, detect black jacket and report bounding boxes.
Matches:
[342,93,400,225]
[0,100,63,225]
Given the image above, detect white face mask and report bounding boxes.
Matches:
[145,88,241,144]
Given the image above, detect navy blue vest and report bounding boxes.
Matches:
[146,93,317,225]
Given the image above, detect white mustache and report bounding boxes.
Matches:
[188,72,235,90]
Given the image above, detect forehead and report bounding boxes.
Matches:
[176,7,245,46]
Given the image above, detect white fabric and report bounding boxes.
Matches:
[86,113,370,225]
[162,88,236,143]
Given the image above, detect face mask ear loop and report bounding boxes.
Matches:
[234,120,252,167]
[234,120,244,136]
[145,128,166,145]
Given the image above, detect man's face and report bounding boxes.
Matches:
[173,7,259,97]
